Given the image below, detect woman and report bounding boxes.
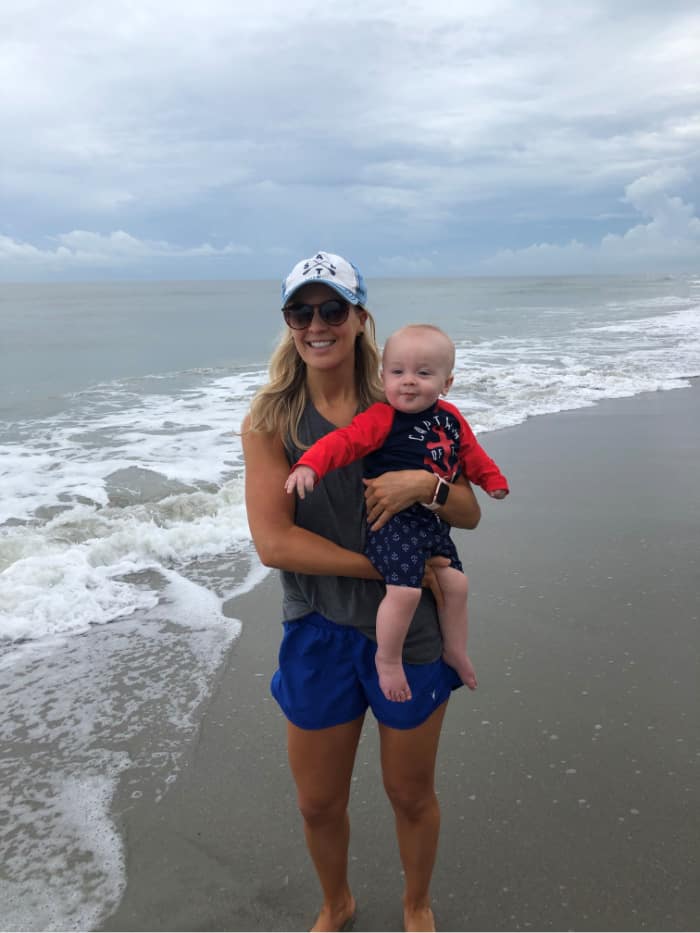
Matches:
[242,251,481,932]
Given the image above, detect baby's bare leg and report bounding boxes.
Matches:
[434,567,477,689]
[375,585,422,702]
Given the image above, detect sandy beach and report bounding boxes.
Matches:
[100,382,700,933]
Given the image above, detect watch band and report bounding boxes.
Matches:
[422,475,450,511]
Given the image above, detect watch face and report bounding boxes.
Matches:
[435,479,450,505]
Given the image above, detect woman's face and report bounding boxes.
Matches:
[285,283,367,371]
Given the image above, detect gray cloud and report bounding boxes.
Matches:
[0,230,252,269]
[1,0,699,278]
[478,168,700,273]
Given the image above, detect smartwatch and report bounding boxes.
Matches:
[422,476,450,511]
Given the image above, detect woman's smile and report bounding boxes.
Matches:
[306,338,336,349]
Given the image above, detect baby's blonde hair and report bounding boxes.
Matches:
[383,323,456,373]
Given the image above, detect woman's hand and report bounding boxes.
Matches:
[364,470,481,531]
[422,555,451,610]
[363,470,434,531]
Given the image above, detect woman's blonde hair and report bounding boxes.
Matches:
[248,308,383,450]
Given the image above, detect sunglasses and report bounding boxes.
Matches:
[282,298,350,330]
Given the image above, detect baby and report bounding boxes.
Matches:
[285,324,509,702]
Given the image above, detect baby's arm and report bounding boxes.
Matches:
[284,465,318,499]
[446,403,509,497]
[467,450,509,498]
[284,403,395,494]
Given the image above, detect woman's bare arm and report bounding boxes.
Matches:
[242,415,382,579]
[363,470,481,531]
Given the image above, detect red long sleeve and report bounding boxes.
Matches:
[292,399,509,495]
[295,403,395,479]
[439,401,510,493]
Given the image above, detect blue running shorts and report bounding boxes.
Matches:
[271,612,462,731]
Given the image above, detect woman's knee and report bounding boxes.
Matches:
[297,788,350,828]
[287,716,364,828]
[379,704,446,820]
[383,774,437,821]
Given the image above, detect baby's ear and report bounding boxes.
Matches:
[441,374,454,396]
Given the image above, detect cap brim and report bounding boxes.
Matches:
[284,279,363,306]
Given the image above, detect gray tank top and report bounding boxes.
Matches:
[281,401,442,664]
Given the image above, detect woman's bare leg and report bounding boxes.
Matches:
[287,715,365,932]
[379,701,448,932]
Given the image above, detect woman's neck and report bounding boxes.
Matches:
[306,368,359,428]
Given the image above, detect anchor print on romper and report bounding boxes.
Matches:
[424,422,457,478]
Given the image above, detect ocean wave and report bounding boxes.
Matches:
[2,292,699,647]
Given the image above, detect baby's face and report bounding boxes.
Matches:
[381,331,453,415]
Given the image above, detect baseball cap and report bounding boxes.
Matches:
[282,251,367,307]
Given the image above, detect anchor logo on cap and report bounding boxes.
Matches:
[302,252,337,278]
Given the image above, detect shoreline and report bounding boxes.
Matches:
[101,382,700,932]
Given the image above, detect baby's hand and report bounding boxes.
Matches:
[488,489,509,500]
[284,465,318,499]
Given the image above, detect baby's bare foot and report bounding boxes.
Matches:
[375,655,412,702]
[311,894,356,931]
[443,649,478,690]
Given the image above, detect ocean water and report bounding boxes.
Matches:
[1,272,699,929]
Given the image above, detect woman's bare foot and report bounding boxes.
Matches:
[403,903,436,932]
[442,648,478,690]
[375,654,412,702]
[311,894,356,932]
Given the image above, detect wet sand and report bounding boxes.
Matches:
[101,383,700,932]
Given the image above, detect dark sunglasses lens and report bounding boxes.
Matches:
[283,299,350,329]
[319,300,348,325]
[283,305,314,329]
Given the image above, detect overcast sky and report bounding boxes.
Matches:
[1,0,699,281]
